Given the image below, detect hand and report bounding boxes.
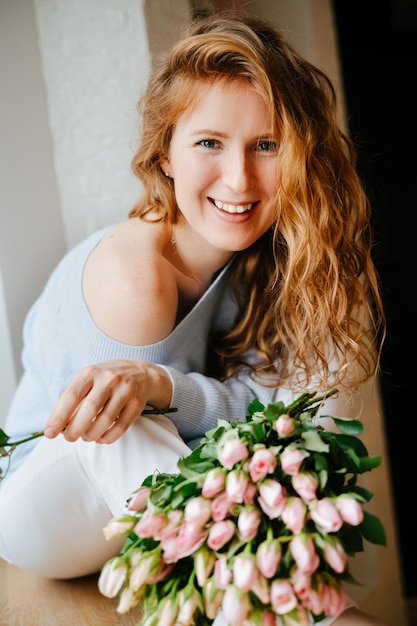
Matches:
[43,359,172,444]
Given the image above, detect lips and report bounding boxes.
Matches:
[212,199,255,214]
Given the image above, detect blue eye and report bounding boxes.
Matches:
[257,140,278,152]
[198,139,218,149]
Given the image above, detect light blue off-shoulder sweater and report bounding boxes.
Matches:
[3,226,278,474]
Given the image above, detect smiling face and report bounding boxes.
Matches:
[160,79,280,264]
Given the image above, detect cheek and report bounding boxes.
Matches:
[173,160,214,194]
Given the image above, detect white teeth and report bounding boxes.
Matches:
[213,200,253,214]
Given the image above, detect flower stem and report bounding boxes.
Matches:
[4,407,177,449]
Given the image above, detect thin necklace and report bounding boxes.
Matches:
[170,226,203,291]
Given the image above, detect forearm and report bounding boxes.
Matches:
[161,366,278,443]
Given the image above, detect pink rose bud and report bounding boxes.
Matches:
[249,447,277,482]
[258,479,287,519]
[270,579,298,615]
[160,535,179,564]
[335,496,364,526]
[222,585,251,626]
[292,471,319,503]
[195,546,216,586]
[291,568,312,601]
[158,597,177,626]
[176,520,207,559]
[129,552,161,591]
[98,557,127,598]
[243,480,258,505]
[321,581,348,616]
[323,538,347,574]
[219,437,249,469]
[215,555,233,589]
[134,508,167,538]
[212,492,232,521]
[275,414,296,437]
[251,574,271,604]
[226,469,249,504]
[237,506,261,542]
[202,467,227,498]
[281,496,307,534]
[127,487,151,512]
[207,519,236,550]
[102,515,137,540]
[233,554,258,592]
[309,498,343,533]
[305,586,325,617]
[116,585,138,614]
[177,587,199,624]
[256,538,282,578]
[185,496,212,525]
[290,534,320,575]
[203,577,224,620]
[280,447,307,476]
[158,509,183,541]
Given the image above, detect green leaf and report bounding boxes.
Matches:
[199,443,219,460]
[317,467,329,491]
[331,433,369,458]
[331,417,364,435]
[347,485,374,503]
[0,428,10,447]
[247,397,265,416]
[359,511,387,546]
[338,524,364,554]
[357,455,382,472]
[237,421,266,442]
[177,458,215,480]
[149,483,174,507]
[264,401,286,419]
[301,429,329,452]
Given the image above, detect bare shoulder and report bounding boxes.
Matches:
[82,219,178,345]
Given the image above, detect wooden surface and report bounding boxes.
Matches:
[0,559,143,625]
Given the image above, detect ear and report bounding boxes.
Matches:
[159,154,171,177]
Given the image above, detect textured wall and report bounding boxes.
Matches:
[33,0,151,248]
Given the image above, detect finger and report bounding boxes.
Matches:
[77,384,143,442]
[62,390,114,441]
[44,373,94,437]
[95,401,143,444]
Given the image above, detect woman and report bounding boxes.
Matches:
[0,11,387,625]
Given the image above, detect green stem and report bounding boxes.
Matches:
[5,407,178,448]
[6,431,45,447]
[286,389,338,417]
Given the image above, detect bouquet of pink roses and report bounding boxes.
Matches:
[99,390,385,625]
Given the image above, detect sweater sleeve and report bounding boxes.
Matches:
[160,365,278,448]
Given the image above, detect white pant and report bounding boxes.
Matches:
[0,414,190,579]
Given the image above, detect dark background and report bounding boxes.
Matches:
[331,0,417,599]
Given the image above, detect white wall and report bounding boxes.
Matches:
[32,0,151,249]
[0,0,67,418]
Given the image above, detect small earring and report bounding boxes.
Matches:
[165,171,170,177]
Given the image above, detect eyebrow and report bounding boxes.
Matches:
[190,129,276,139]
[190,129,229,137]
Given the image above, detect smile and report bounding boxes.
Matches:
[212,199,254,214]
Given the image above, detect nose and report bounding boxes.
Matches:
[222,149,256,192]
